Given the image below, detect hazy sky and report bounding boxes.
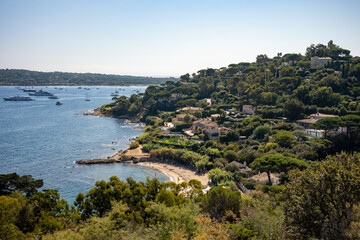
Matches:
[0,0,359,77]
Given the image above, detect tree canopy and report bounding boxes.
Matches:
[284,152,360,239]
[250,154,308,184]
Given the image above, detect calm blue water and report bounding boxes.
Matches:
[0,86,169,203]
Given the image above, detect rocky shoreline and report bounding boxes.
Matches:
[75,158,122,164]
[75,145,151,165]
[75,149,125,164]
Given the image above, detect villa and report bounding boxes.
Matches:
[242,105,256,115]
[191,119,220,140]
[172,113,196,126]
[311,56,332,68]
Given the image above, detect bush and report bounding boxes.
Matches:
[208,168,233,186]
[242,179,257,190]
[137,132,153,144]
[253,124,271,140]
[142,143,161,152]
[224,150,238,162]
[129,141,139,149]
[201,186,241,220]
[150,147,209,168]
[271,130,295,148]
[225,162,240,173]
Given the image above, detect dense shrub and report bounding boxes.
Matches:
[129,141,140,149]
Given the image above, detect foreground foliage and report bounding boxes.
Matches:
[284,152,360,239]
[1,152,359,239]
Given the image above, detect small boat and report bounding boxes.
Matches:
[78,87,82,89]
[4,96,35,101]
[85,98,91,101]
[48,95,59,99]
[29,90,53,96]
[22,88,36,92]
[110,93,119,97]
[56,101,63,105]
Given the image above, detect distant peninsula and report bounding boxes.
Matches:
[0,69,178,86]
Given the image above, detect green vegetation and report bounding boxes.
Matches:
[2,41,360,239]
[0,69,177,86]
[249,154,307,184]
[102,41,359,190]
[2,152,359,239]
[95,41,360,238]
[284,152,360,239]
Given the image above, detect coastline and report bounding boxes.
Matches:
[77,146,210,188]
[123,146,210,188]
[81,109,210,188]
[136,161,209,187]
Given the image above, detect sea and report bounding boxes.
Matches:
[0,86,170,204]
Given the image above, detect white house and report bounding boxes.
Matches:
[304,129,325,138]
[311,56,332,68]
[191,119,220,140]
[242,105,256,115]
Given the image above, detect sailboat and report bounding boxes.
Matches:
[85,92,90,101]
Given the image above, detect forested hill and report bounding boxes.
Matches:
[102,40,360,121]
[0,69,177,86]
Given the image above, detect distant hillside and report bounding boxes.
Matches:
[0,69,178,86]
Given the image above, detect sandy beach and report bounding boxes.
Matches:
[136,161,209,187]
[122,146,210,187]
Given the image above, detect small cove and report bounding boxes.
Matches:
[0,86,170,203]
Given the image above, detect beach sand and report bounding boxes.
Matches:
[136,161,209,187]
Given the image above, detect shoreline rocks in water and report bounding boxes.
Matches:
[76,158,122,164]
[75,147,152,165]
[76,150,125,165]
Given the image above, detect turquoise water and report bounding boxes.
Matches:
[0,86,169,203]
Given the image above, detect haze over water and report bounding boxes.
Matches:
[0,86,169,203]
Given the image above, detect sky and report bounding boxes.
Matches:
[0,0,359,77]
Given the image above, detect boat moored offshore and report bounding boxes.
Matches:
[3,96,35,101]
[22,88,37,92]
[29,90,54,96]
[48,95,59,99]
